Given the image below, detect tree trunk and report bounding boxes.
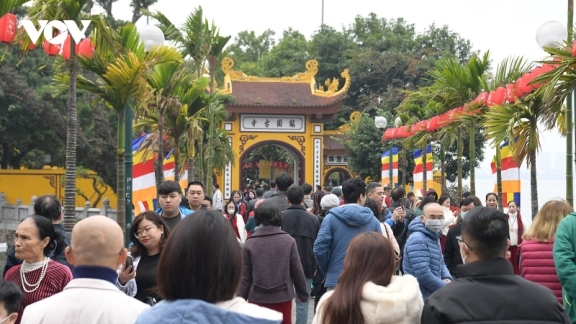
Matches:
[530,149,538,219]
[63,44,78,232]
[188,159,194,182]
[155,110,164,189]
[422,144,428,192]
[457,129,463,201]
[206,105,214,196]
[469,124,476,196]
[116,113,126,240]
[495,145,504,212]
[440,145,446,195]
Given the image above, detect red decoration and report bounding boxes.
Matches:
[43,40,60,56]
[61,35,81,60]
[426,116,439,132]
[492,87,506,106]
[273,162,278,168]
[397,126,410,138]
[473,92,488,105]
[572,40,576,58]
[256,162,260,168]
[77,38,94,58]
[540,63,555,75]
[19,39,35,50]
[505,84,516,103]
[0,13,17,44]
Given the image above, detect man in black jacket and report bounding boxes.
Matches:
[422,207,570,324]
[265,173,292,212]
[281,185,320,324]
[443,197,475,278]
[386,187,416,254]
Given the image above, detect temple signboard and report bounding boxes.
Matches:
[240,114,305,133]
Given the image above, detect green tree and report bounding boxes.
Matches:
[340,113,385,180]
[225,29,276,76]
[259,28,311,78]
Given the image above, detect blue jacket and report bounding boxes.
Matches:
[313,204,382,288]
[402,218,452,299]
[135,299,281,324]
[155,206,193,219]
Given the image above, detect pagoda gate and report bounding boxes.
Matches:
[218,57,352,199]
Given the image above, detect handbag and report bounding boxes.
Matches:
[384,223,402,272]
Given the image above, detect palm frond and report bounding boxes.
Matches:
[0,0,30,16]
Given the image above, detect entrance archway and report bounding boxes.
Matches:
[323,167,352,187]
[239,140,305,190]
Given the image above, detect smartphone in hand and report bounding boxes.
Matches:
[125,255,134,273]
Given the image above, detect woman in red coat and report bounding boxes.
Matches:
[520,199,573,304]
[506,200,523,275]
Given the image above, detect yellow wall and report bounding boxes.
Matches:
[0,169,117,208]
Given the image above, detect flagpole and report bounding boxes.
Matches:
[389,144,393,187]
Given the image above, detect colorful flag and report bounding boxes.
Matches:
[132,134,188,214]
[413,145,433,197]
[491,141,521,206]
[381,147,399,187]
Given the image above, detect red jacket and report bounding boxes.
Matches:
[520,239,563,304]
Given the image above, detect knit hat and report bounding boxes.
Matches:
[321,194,340,209]
[332,187,342,197]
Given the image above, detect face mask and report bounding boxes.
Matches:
[460,211,467,220]
[227,209,236,214]
[425,219,444,233]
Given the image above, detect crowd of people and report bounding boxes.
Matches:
[2,174,576,323]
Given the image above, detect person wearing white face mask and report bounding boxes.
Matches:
[506,200,523,275]
[403,203,452,300]
[422,207,570,324]
[443,198,476,278]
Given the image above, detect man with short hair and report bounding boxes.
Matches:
[423,207,570,323]
[21,216,150,324]
[281,186,320,324]
[301,183,314,209]
[403,203,452,300]
[0,280,23,324]
[247,188,264,214]
[314,178,382,290]
[3,194,73,277]
[187,181,206,213]
[263,181,277,198]
[155,180,192,230]
[385,187,415,258]
[265,173,293,212]
[407,191,420,210]
[202,196,213,210]
[443,197,476,278]
[212,183,223,212]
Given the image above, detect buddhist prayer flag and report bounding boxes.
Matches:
[491,141,521,206]
[381,147,399,187]
[132,134,188,214]
[413,145,433,197]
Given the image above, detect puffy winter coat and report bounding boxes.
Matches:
[554,212,576,322]
[521,239,563,304]
[402,217,451,300]
[313,204,382,288]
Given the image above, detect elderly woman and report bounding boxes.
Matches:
[117,211,170,304]
[4,216,72,324]
[239,201,308,324]
[135,210,282,323]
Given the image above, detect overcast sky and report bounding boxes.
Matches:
[105,0,570,218]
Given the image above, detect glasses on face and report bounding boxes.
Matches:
[456,235,473,251]
[134,226,156,239]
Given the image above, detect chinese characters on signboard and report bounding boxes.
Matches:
[241,114,305,132]
[325,155,348,165]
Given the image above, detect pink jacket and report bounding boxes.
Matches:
[520,239,563,304]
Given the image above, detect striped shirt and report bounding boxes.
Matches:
[4,260,72,324]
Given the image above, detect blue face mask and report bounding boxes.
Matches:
[461,211,467,220]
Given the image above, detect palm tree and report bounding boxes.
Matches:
[53,23,182,234]
[23,0,124,230]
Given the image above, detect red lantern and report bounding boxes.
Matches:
[77,38,94,58]
[271,161,277,168]
[447,108,459,122]
[383,128,392,140]
[540,63,555,74]
[505,84,516,103]
[19,39,35,50]
[426,116,439,132]
[572,40,576,57]
[0,13,17,44]
[61,35,81,60]
[473,92,488,105]
[43,40,60,56]
[397,126,410,138]
[492,87,506,106]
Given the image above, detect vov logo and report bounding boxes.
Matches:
[21,20,91,45]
